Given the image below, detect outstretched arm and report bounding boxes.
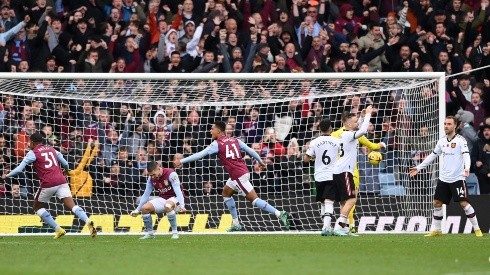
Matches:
[354,113,372,139]
[359,136,385,150]
[179,141,219,165]
[55,150,69,170]
[238,140,264,164]
[410,141,442,177]
[6,151,36,177]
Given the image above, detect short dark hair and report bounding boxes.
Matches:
[147,161,159,173]
[30,132,45,144]
[319,119,331,133]
[214,121,226,132]
[342,113,357,124]
[446,116,458,125]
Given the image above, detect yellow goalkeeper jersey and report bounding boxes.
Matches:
[68,143,98,197]
[331,127,381,187]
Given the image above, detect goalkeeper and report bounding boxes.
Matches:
[332,124,385,233]
[68,139,98,197]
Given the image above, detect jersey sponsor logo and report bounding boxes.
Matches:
[451,143,456,148]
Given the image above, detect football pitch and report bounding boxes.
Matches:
[0,234,489,275]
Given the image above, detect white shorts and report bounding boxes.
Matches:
[225,173,254,196]
[149,197,179,214]
[35,183,72,203]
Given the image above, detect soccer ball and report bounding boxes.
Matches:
[368,151,382,165]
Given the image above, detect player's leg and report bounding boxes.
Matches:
[425,180,449,236]
[140,200,158,239]
[316,181,334,235]
[239,174,290,230]
[334,173,356,236]
[453,181,483,237]
[59,184,96,238]
[223,179,241,231]
[33,187,64,239]
[163,198,179,239]
[349,172,360,233]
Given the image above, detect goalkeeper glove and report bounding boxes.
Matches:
[130,210,140,217]
[379,142,387,149]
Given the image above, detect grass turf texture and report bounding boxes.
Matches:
[0,234,489,275]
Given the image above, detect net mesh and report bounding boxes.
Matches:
[0,73,442,233]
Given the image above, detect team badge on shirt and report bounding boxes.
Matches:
[164,180,169,186]
[451,143,456,148]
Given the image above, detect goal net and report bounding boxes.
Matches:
[0,72,445,234]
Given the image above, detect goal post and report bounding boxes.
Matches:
[0,72,445,235]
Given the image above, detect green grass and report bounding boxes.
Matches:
[0,234,489,275]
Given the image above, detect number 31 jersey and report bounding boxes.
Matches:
[31,144,67,188]
[306,135,341,181]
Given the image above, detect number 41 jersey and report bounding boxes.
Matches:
[306,136,341,181]
[216,135,250,180]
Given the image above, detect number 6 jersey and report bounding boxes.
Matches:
[306,136,341,181]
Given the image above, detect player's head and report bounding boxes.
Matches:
[444,116,458,135]
[29,132,45,149]
[211,121,226,140]
[319,118,332,134]
[147,161,162,179]
[342,113,359,130]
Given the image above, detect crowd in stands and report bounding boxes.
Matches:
[0,0,490,198]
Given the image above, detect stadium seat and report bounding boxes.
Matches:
[379,173,406,196]
[465,173,479,195]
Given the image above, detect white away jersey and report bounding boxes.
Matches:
[419,135,470,182]
[334,131,359,174]
[306,136,341,181]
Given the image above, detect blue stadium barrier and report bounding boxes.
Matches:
[466,173,479,195]
[379,173,406,196]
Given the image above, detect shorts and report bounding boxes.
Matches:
[333,172,356,201]
[434,180,469,204]
[315,180,336,202]
[149,197,179,214]
[35,183,72,203]
[225,173,254,196]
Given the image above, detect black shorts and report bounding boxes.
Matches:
[315,180,336,202]
[434,179,469,204]
[333,172,356,202]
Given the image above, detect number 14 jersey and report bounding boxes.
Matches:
[306,136,341,181]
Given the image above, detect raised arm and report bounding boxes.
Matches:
[354,113,372,139]
[6,151,35,177]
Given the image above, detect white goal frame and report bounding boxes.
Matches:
[0,72,446,235]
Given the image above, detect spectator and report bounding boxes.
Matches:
[472,124,490,194]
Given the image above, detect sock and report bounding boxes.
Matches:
[36,208,61,231]
[167,210,177,233]
[334,214,348,230]
[142,214,153,233]
[72,205,89,224]
[323,201,334,230]
[432,207,443,231]
[463,204,480,231]
[252,198,280,217]
[320,204,325,216]
[348,205,356,227]
[223,197,239,224]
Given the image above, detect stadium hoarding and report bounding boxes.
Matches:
[0,195,488,234]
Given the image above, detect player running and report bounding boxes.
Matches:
[174,121,290,231]
[6,132,96,239]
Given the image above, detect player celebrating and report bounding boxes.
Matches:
[332,106,373,236]
[131,161,186,239]
[304,119,341,236]
[174,121,290,231]
[6,132,96,239]
[409,116,483,237]
[332,114,385,233]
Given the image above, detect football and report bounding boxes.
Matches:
[368,151,383,165]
